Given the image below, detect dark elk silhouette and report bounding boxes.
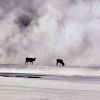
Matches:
[25,57,36,65]
[56,59,65,66]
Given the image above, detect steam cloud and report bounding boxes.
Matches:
[0,0,100,67]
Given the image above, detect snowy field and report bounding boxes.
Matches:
[0,65,100,100]
[0,75,100,100]
[0,64,100,76]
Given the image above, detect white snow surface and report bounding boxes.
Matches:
[0,66,100,99]
[0,76,100,100]
[0,65,100,76]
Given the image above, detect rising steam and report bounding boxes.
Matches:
[0,0,100,67]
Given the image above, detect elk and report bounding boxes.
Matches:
[25,57,36,65]
[56,59,65,66]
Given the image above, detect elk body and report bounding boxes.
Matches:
[56,59,65,66]
[25,57,36,65]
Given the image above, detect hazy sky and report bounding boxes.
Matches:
[0,0,100,66]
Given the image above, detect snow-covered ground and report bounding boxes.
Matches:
[0,65,100,100]
[0,65,100,76]
[0,76,100,100]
